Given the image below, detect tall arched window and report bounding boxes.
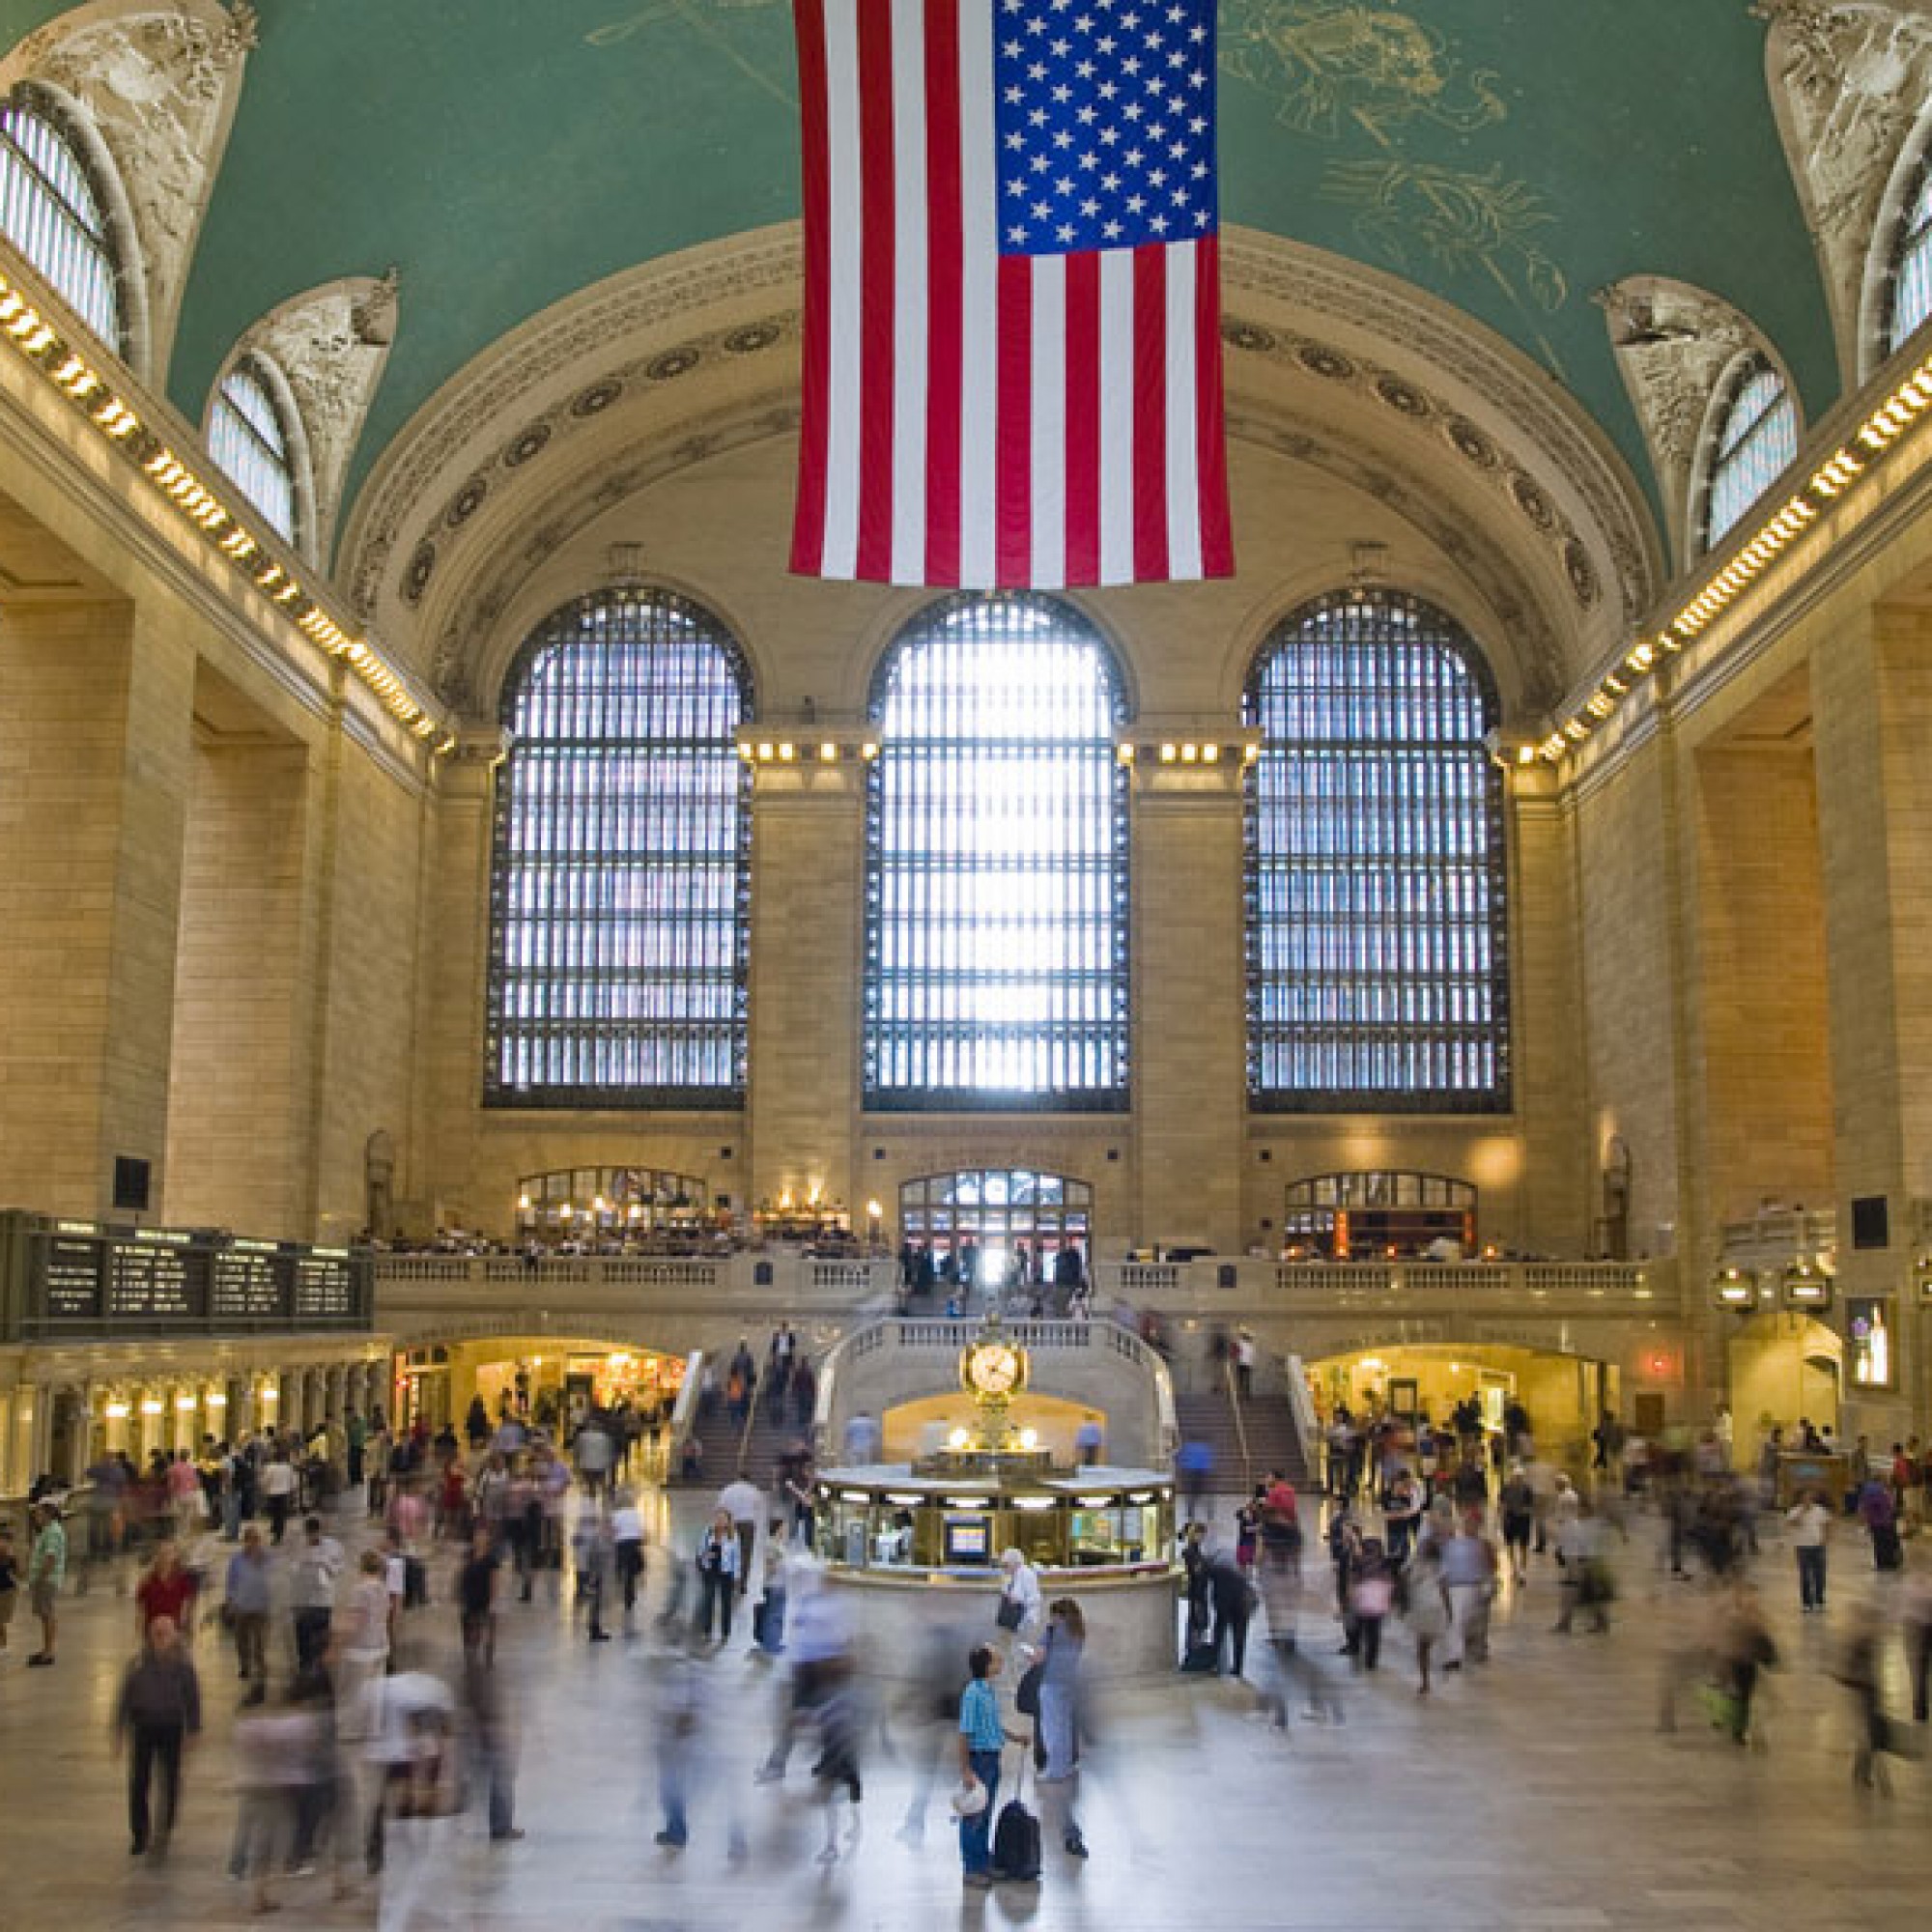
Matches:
[1244,590,1508,1112]
[1700,355,1798,550]
[865,594,1129,1110]
[1883,146,1932,354]
[486,589,752,1107]
[0,94,122,350]
[209,356,298,544]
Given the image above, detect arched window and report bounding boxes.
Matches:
[1884,146,1932,354]
[208,356,298,544]
[1700,355,1798,550]
[1244,590,1508,1112]
[865,594,1129,1110]
[0,94,121,350]
[485,589,752,1107]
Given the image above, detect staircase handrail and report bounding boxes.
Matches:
[1283,1353,1318,1488]
[1222,1354,1254,1493]
[665,1349,705,1479]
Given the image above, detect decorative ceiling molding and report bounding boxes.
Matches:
[1594,276,1761,572]
[1217,233,1663,637]
[1754,0,1932,384]
[220,272,398,569]
[336,226,804,627]
[340,223,1658,706]
[1,0,255,388]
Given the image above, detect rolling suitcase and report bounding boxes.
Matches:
[992,1750,1042,1881]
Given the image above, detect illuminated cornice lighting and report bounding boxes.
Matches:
[0,262,453,756]
[1538,344,1932,764]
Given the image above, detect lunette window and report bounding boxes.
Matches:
[0,96,121,351]
[485,590,752,1107]
[208,356,298,544]
[864,593,1129,1111]
[1701,356,1798,550]
[1244,590,1509,1113]
[1885,148,1932,354]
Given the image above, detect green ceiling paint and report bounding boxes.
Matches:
[1,0,1842,550]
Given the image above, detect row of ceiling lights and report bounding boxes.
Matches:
[0,267,454,754]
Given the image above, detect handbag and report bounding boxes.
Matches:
[1014,1660,1044,1716]
[996,1595,1025,1632]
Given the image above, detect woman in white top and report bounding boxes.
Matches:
[996,1548,1043,1651]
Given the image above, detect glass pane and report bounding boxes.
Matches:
[1244,591,1509,1112]
[1705,359,1798,547]
[1889,156,1932,353]
[209,360,297,543]
[863,593,1129,1110]
[485,590,751,1107]
[0,101,120,350]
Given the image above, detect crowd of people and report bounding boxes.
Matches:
[14,1381,1932,1919]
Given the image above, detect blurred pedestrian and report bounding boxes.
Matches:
[24,1499,66,1665]
[1036,1597,1089,1858]
[112,1613,201,1857]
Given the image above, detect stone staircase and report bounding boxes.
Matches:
[672,1398,809,1489]
[1171,1389,1312,1494]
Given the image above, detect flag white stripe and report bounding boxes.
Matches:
[820,0,865,580]
[1030,253,1066,589]
[1096,247,1136,586]
[889,0,928,584]
[956,0,998,589]
[1165,240,1202,581]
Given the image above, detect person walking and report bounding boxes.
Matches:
[1787,1488,1831,1612]
[262,1452,298,1546]
[954,1644,1024,1889]
[1035,1598,1089,1858]
[113,1614,202,1857]
[0,1522,18,1662]
[223,1527,272,1704]
[291,1516,344,1672]
[24,1499,66,1666]
[996,1547,1043,1654]
[695,1508,741,1644]
[1404,1536,1450,1696]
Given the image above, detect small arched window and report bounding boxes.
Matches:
[1700,355,1798,551]
[1884,147,1932,355]
[209,356,298,544]
[0,94,122,351]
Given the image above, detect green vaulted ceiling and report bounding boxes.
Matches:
[4,0,1841,535]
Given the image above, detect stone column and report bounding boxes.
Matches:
[1129,752,1245,1253]
[0,601,195,1216]
[1811,607,1932,1446]
[745,750,866,1217]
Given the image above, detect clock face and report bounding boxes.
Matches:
[966,1343,1022,1396]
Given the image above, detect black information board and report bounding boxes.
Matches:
[212,1249,284,1321]
[293,1255,355,1321]
[108,1243,204,1320]
[43,1237,105,1319]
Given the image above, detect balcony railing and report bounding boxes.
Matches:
[1099,1255,1668,1314]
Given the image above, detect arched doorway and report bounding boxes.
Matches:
[1283,1171,1477,1260]
[394,1335,686,1440]
[1306,1342,1617,1466]
[897,1167,1093,1291]
[1726,1313,1842,1469]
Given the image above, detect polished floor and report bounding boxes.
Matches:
[1,1490,1928,1931]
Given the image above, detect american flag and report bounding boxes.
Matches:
[791,0,1235,589]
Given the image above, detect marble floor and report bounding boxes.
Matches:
[2,1492,1928,1932]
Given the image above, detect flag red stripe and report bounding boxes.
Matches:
[853,4,898,580]
[1065,250,1100,586]
[1132,244,1169,583]
[996,252,1033,586]
[789,0,833,575]
[1195,235,1233,577]
[923,0,963,587]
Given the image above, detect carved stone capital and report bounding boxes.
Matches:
[236,275,400,566]
[1756,0,1932,379]
[1595,276,1758,567]
[0,1,253,384]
